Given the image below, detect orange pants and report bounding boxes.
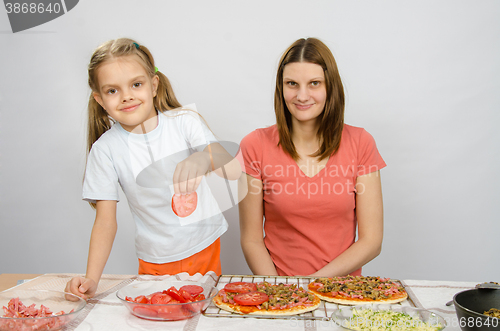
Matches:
[138,239,221,276]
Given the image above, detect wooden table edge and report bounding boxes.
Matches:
[0,274,42,292]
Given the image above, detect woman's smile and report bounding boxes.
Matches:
[282,62,326,125]
[294,103,314,110]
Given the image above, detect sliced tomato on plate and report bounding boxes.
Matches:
[133,305,158,318]
[233,291,269,306]
[156,305,187,320]
[150,293,172,304]
[179,289,194,302]
[180,284,204,297]
[124,285,207,320]
[224,282,257,293]
[165,286,187,303]
[192,294,206,301]
[134,295,149,304]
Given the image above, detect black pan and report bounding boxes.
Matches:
[453,289,500,330]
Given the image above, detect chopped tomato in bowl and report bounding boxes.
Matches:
[116,281,217,321]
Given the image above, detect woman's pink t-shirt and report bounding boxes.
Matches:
[239,124,386,276]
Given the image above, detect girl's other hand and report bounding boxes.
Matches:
[173,151,210,195]
[65,276,97,300]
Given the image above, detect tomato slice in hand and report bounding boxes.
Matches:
[233,291,269,306]
[172,192,198,217]
[224,282,257,293]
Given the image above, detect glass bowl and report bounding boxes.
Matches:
[0,289,86,331]
[116,280,217,321]
[331,304,446,330]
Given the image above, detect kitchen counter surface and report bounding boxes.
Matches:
[0,273,479,330]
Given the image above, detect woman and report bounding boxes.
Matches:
[238,37,385,277]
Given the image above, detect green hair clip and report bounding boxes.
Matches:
[155,66,158,73]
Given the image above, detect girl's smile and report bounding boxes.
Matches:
[93,55,159,133]
[120,103,141,112]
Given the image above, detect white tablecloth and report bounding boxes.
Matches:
[8,273,478,331]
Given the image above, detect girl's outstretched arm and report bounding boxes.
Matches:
[65,200,117,299]
[309,171,384,277]
[239,174,278,276]
[173,143,242,195]
[206,142,242,180]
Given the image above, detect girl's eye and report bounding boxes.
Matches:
[133,82,142,88]
[107,88,117,94]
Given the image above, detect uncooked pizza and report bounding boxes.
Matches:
[307,276,407,305]
[213,281,321,315]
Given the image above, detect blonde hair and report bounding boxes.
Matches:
[274,37,345,161]
[87,38,182,154]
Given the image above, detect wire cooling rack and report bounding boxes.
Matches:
[203,274,416,320]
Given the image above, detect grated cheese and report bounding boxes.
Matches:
[343,308,442,331]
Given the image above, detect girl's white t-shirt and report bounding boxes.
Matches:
[83,106,228,263]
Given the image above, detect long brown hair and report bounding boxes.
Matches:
[87,38,182,154]
[274,37,345,161]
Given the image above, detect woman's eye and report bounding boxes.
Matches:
[311,81,320,87]
[107,89,117,94]
[286,81,297,87]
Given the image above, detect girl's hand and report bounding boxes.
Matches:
[65,276,97,300]
[173,151,210,195]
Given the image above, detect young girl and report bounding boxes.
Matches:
[239,37,385,277]
[66,38,240,300]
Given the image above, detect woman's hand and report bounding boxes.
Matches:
[65,276,97,300]
[311,170,384,277]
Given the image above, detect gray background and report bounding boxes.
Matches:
[1,0,499,282]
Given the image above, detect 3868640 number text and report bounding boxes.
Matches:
[5,2,61,14]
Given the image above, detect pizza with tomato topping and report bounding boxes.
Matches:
[307,276,408,305]
[213,281,321,316]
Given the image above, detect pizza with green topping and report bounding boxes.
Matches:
[308,276,408,305]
